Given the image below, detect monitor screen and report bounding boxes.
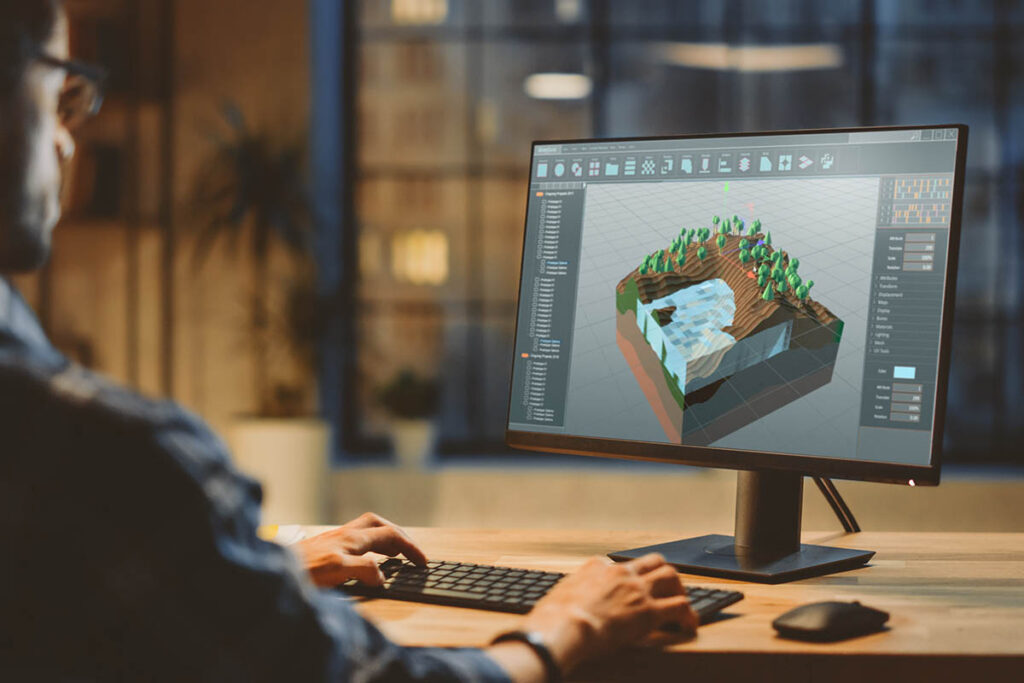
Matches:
[507,126,965,482]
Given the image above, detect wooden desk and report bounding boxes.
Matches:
[300,528,1024,681]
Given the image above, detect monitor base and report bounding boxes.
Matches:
[609,534,874,584]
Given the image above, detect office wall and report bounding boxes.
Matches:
[328,467,1024,533]
[171,0,311,434]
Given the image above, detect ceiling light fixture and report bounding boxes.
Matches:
[658,42,843,72]
[523,72,593,100]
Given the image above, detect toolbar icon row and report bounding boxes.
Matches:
[536,150,838,178]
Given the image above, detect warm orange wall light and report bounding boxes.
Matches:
[391,229,450,286]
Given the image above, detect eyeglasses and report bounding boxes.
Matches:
[33,50,108,130]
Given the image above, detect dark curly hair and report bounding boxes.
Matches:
[0,0,61,95]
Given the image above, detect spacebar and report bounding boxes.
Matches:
[388,587,482,601]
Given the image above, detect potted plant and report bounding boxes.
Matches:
[191,103,334,523]
[379,370,440,468]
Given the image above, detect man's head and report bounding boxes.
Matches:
[0,0,73,272]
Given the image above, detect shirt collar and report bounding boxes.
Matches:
[0,276,61,359]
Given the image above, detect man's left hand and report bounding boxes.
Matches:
[293,512,428,587]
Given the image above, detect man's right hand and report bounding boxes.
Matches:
[514,553,698,674]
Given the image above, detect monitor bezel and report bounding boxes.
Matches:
[506,123,969,487]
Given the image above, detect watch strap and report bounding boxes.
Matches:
[491,629,562,683]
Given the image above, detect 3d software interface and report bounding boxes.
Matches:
[508,129,960,467]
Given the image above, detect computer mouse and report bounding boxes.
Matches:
[772,601,889,642]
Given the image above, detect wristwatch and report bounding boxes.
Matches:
[490,630,562,683]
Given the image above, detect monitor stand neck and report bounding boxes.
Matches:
[734,470,803,560]
[608,470,875,584]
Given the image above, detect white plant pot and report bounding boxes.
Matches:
[389,418,437,469]
[228,417,330,525]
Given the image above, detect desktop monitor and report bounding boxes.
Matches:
[506,125,968,582]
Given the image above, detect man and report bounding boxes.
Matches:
[0,1,697,680]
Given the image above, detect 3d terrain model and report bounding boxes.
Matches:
[615,216,844,445]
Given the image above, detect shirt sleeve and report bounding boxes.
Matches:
[0,361,510,683]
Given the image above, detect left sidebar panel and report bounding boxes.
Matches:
[507,187,587,430]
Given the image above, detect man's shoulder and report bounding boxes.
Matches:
[0,347,202,439]
[0,344,237,488]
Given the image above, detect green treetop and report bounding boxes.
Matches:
[739,248,751,263]
[806,279,815,290]
[765,231,773,246]
[713,215,721,225]
[757,273,766,287]
[788,273,802,288]
[777,276,788,293]
[697,246,707,261]
[762,283,774,301]
[677,250,686,267]
[772,266,784,283]
[758,263,770,276]
[796,284,809,301]
[752,218,761,231]
[716,234,726,250]
[739,238,749,250]
[790,257,800,271]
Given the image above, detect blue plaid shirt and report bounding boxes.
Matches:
[0,278,508,682]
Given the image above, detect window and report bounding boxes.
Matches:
[338,0,1023,462]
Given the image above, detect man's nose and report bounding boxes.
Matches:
[55,124,76,164]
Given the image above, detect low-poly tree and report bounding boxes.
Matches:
[772,266,784,283]
[735,219,744,235]
[713,215,721,225]
[739,248,751,263]
[806,279,815,291]
[762,283,774,301]
[716,234,726,251]
[719,223,730,235]
[752,218,761,232]
[758,263,770,277]
[677,250,687,268]
[765,231,773,246]
[790,257,800,271]
[796,284,809,300]
[739,238,749,250]
[777,277,788,293]
[789,273,802,288]
[697,246,707,261]
[757,273,767,287]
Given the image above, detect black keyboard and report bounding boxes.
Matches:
[339,558,744,621]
